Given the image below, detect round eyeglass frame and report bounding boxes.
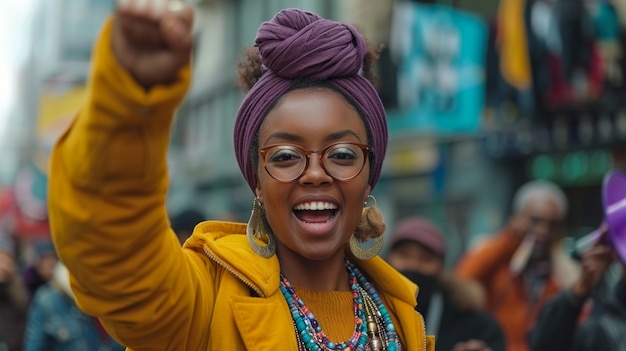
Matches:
[259,142,372,182]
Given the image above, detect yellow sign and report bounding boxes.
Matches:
[34,84,85,173]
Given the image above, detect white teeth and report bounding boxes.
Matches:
[294,202,338,211]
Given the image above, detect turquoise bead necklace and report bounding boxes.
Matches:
[279,259,402,351]
[351,264,400,351]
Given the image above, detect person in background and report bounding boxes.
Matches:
[23,262,125,351]
[21,240,57,300]
[529,224,626,351]
[0,232,28,351]
[455,180,580,351]
[46,1,433,350]
[386,216,506,351]
[170,208,205,245]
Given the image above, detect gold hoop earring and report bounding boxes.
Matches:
[349,234,383,260]
[350,194,384,260]
[246,197,276,258]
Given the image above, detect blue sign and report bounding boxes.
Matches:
[390,4,488,134]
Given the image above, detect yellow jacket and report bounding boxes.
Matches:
[48,19,433,351]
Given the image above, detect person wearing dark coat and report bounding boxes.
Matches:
[386,217,507,351]
[529,231,626,351]
[0,232,28,351]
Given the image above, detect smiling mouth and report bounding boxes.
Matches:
[293,201,338,224]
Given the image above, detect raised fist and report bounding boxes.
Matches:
[113,0,194,88]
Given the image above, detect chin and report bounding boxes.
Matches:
[297,245,345,262]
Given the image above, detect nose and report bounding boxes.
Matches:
[298,154,333,186]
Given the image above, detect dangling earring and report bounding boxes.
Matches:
[349,234,383,260]
[246,197,276,258]
[349,195,384,260]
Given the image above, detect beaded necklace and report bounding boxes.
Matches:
[279,260,402,351]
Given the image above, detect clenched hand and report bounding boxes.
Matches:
[113,0,194,88]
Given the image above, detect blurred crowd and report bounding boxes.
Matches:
[384,178,625,351]
[2,177,625,351]
[0,206,205,351]
[0,228,125,350]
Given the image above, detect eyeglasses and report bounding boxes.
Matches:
[259,142,372,182]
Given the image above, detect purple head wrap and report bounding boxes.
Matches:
[233,8,388,192]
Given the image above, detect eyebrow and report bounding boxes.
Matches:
[263,129,364,146]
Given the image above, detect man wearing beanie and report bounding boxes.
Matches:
[386,217,506,351]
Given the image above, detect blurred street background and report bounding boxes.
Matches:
[1,0,625,266]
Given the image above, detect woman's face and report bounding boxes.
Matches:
[255,88,371,263]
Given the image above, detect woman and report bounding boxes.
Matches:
[48,1,432,350]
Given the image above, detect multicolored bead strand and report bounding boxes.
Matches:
[348,262,401,351]
[279,269,367,350]
[279,260,402,351]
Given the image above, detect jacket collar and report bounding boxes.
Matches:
[186,220,281,297]
[187,220,418,306]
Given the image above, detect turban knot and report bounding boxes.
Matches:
[255,9,365,79]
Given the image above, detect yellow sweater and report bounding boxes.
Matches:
[296,289,354,341]
[48,18,434,351]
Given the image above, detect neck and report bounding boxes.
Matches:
[279,251,350,291]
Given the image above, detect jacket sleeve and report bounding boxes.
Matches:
[527,290,585,351]
[48,18,215,350]
[454,230,521,284]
